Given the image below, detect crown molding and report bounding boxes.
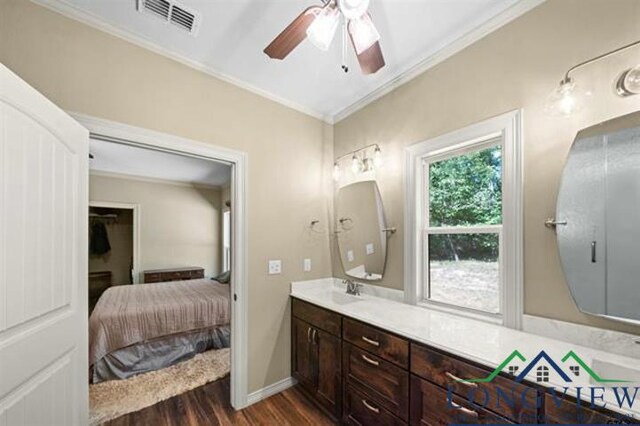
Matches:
[30,0,545,125]
[333,0,547,123]
[29,0,334,124]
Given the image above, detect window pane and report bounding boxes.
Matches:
[429,145,502,227]
[428,233,500,314]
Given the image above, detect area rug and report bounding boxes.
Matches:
[89,348,230,425]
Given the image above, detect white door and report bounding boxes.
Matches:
[0,64,89,425]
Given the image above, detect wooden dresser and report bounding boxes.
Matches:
[143,267,204,283]
[291,297,638,425]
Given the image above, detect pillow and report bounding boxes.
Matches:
[214,270,230,284]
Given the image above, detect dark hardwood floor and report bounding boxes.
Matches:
[105,377,337,426]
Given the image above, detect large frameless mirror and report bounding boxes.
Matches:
[556,110,640,324]
[336,180,388,281]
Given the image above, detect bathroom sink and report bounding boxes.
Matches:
[330,292,362,305]
[590,358,640,385]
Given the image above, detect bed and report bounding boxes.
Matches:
[89,278,230,383]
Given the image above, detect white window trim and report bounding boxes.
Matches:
[404,110,523,329]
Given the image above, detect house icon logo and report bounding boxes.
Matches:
[456,350,628,384]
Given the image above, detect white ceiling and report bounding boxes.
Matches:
[38,0,536,121]
[90,138,232,186]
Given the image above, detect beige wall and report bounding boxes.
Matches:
[90,174,223,280]
[333,0,640,334]
[0,0,333,392]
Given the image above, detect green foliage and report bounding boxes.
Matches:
[428,146,502,261]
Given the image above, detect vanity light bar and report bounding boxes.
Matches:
[333,144,382,181]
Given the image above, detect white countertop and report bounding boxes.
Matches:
[291,278,640,418]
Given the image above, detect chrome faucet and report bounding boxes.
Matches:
[343,279,362,296]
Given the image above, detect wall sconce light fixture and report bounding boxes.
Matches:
[545,39,640,117]
[333,144,382,181]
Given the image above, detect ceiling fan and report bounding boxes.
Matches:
[264,0,385,75]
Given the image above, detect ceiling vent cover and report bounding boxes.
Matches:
[137,0,201,35]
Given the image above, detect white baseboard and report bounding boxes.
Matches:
[246,376,297,406]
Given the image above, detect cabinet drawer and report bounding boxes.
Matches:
[411,343,538,423]
[344,343,409,420]
[410,375,515,425]
[544,394,637,424]
[345,384,406,426]
[144,273,162,283]
[190,270,204,279]
[343,317,409,368]
[292,298,341,337]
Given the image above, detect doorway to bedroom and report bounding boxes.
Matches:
[84,122,239,424]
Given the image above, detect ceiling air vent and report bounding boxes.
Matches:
[137,0,201,35]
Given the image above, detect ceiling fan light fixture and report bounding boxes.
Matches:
[338,0,370,20]
[306,3,340,51]
[348,13,380,55]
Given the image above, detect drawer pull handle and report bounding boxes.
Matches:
[445,372,478,388]
[307,327,312,343]
[361,336,380,347]
[361,354,380,366]
[451,402,478,418]
[362,399,380,414]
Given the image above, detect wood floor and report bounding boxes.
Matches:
[105,377,337,426]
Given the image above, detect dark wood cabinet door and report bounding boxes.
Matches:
[315,328,342,418]
[292,318,317,392]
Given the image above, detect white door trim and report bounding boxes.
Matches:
[88,201,142,284]
[73,113,250,409]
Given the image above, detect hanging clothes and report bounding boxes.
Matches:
[90,221,111,256]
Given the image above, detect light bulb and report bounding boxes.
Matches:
[306,3,339,51]
[544,77,590,117]
[348,13,380,54]
[373,146,383,168]
[338,0,370,20]
[616,65,640,97]
[351,155,362,174]
[332,162,341,182]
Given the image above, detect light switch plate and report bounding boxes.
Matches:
[268,260,282,275]
[347,250,354,262]
[303,258,311,272]
[366,243,374,255]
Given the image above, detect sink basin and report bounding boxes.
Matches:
[330,292,363,305]
[590,358,640,385]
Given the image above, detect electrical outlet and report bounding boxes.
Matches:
[268,260,282,275]
[347,250,354,262]
[304,258,311,272]
[366,243,374,255]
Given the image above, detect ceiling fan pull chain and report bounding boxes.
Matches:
[341,17,349,73]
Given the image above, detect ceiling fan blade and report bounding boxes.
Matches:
[264,6,321,60]
[347,15,385,74]
[353,41,385,75]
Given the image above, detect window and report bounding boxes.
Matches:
[405,111,522,327]
[536,366,549,382]
[222,209,231,272]
[425,142,502,315]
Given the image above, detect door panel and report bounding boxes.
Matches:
[315,328,341,417]
[292,317,316,390]
[0,64,89,425]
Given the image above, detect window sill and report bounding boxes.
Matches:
[416,300,504,326]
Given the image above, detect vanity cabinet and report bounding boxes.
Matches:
[411,343,538,423]
[291,299,343,419]
[290,297,637,425]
